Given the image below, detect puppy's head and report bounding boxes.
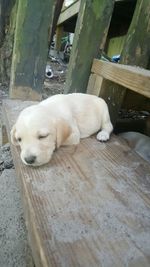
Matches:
[11,105,71,166]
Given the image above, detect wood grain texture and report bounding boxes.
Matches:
[9,0,56,100]
[87,74,103,96]
[2,99,150,267]
[96,0,150,125]
[57,0,80,25]
[92,59,150,99]
[64,0,115,94]
[55,26,64,52]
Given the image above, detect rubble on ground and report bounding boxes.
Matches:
[0,143,14,174]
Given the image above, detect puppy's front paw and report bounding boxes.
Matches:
[96,130,109,142]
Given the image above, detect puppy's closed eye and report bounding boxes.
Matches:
[38,134,49,140]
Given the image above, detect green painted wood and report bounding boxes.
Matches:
[120,0,150,111]
[121,0,150,67]
[0,0,5,47]
[0,0,18,83]
[64,0,115,94]
[10,0,56,100]
[0,0,15,46]
[99,0,150,126]
[49,0,64,45]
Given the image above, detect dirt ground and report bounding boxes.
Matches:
[0,169,34,267]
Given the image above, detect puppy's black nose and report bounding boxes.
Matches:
[24,155,36,164]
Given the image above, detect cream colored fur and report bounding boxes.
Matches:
[11,93,113,166]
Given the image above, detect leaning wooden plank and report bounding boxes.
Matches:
[2,99,150,267]
[58,0,131,26]
[119,0,150,111]
[57,0,80,25]
[98,0,150,125]
[49,0,64,45]
[92,59,150,99]
[0,0,5,46]
[64,0,115,94]
[9,0,56,101]
[121,0,150,68]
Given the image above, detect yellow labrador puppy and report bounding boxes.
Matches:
[11,93,113,166]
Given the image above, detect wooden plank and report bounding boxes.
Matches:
[119,0,150,111]
[121,0,150,67]
[86,74,97,95]
[92,59,150,99]
[2,99,150,267]
[58,0,132,26]
[57,0,80,25]
[9,0,56,100]
[49,0,64,45]
[99,0,150,125]
[55,25,64,52]
[0,0,5,46]
[87,74,103,96]
[64,0,115,94]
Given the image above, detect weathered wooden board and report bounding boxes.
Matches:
[64,0,115,94]
[120,0,150,111]
[50,0,64,45]
[121,0,150,68]
[92,59,150,99]
[2,99,150,267]
[0,0,5,46]
[87,74,103,96]
[98,0,150,125]
[57,0,80,25]
[57,0,133,27]
[9,0,56,100]
[55,25,64,52]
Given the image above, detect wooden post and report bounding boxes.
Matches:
[0,0,18,83]
[99,0,150,125]
[55,25,64,52]
[120,0,150,111]
[49,0,64,46]
[121,0,150,67]
[64,0,115,94]
[0,0,5,47]
[9,0,56,101]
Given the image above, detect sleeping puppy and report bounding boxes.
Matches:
[11,93,113,166]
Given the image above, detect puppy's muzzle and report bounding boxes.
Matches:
[24,155,36,165]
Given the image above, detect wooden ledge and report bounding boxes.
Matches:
[57,0,80,25]
[92,59,150,98]
[2,99,150,267]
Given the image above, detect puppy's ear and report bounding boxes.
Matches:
[56,118,71,148]
[10,124,18,146]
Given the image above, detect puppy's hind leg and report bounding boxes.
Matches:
[97,108,113,142]
[63,124,80,146]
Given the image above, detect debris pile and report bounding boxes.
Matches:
[0,143,14,174]
[119,109,150,120]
